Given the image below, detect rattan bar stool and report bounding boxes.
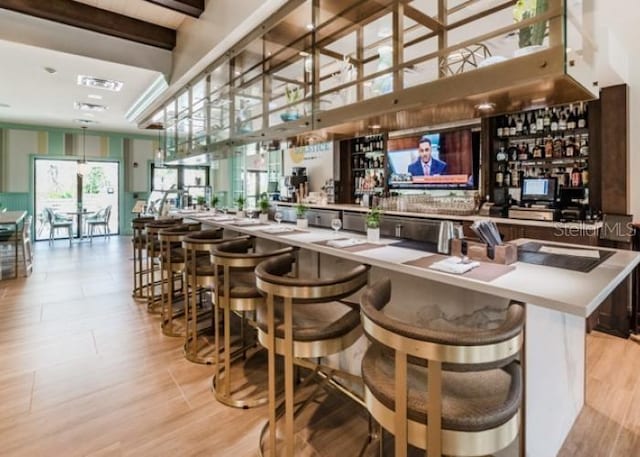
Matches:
[254,253,370,457]
[131,216,155,301]
[211,238,297,409]
[145,219,183,314]
[158,223,202,337]
[182,228,225,364]
[360,279,524,457]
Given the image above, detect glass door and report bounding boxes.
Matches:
[34,158,119,241]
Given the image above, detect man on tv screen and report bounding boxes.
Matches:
[407,135,447,176]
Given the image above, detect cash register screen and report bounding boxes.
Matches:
[521,177,557,203]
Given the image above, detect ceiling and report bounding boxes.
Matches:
[0,38,162,133]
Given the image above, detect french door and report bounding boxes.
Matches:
[34,158,119,241]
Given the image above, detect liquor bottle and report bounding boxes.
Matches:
[536,109,544,132]
[504,166,512,187]
[532,142,542,159]
[515,114,523,135]
[544,137,553,158]
[522,113,530,135]
[543,108,551,132]
[557,167,568,187]
[567,104,577,130]
[565,136,576,157]
[581,166,589,186]
[510,145,518,161]
[570,164,582,187]
[577,102,587,129]
[579,136,589,156]
[512,165,520,188]
[495,164,504,187]
[530,111,538,134]
[497,116,504,137]
[550,108,559,132]
[518,143,530,161]
[509,115,517,136]
[496,147,507,162]
[558,109,567,131]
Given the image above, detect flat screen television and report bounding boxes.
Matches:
[387,128,479,190]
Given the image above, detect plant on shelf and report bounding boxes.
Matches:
[258,193,270,222]
[513,0,549,52]
[281,85,303,122]
[235,194,246,218]
[366,207,382,242]
[196,196,206,210]
[210,195,220,211]
[295,202,309,229]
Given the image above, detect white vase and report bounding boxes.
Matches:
[297,218,308,229]
[237,210,245,219]
[259,213,269,223]
[367,227,380,243]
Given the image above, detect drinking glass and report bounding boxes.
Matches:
[274,211,283,224]
[331,218,342,235]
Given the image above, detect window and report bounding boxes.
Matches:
[151,165,209,191]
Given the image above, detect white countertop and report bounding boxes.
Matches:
[274,201,602,230]
[0,210,26,225]
[180,211,639,318]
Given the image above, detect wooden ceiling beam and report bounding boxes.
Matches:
[0,0,176,50]
[404,5,444,32]
[144,0,204,18]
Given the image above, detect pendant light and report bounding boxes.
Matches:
[78,126,90,176]
[154,127,165,166]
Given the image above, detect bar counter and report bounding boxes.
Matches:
[177,210,638,457]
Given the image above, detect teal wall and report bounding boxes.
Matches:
[0,122,155,237]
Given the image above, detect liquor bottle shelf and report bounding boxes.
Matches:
[496,128,589,141]
[352,167,385,171]
[504,157,589,166]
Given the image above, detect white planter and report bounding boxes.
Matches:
[259,213,269,223]
[236,210,245,219]
[296,218,308,229]
[367,227,380,243]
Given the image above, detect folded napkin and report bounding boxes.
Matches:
[326,238,367,248]
[429,256,480,275]
[210,216,235,221]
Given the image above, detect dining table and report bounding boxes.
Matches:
[0,210,26,280]
[65,209,95,239]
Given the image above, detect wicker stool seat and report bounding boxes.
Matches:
[254,253,370,457]
[360,279,525,457]
[211,238,296,409]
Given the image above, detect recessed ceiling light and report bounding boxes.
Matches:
[75,102,108,112]
[77,75,123,92]
[476,102,496,111]
[88,94,103,100]
[74,118,98,125]
[306,24,314,30]
[299,51,310,57]
[369,124,381,129]
[0,103,10,109]
[44,67,57,74]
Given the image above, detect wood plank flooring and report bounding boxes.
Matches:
[0,237,638,456]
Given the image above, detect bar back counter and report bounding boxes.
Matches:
[171,208,639,457]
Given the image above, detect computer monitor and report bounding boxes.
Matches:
[521,177,557,203]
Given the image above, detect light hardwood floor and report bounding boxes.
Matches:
[0,237,638,456]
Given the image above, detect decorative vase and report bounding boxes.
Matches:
[296,218,308,229]
[367,227,380,243]
[237,210,245,219]
[259,213,269,223]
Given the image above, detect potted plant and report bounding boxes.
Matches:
[295,203,309,229]
[513,0,549,57]
[196,196,206,211]
[235,194,246,218]
[258,193,270,223]
[281,85,302,122]
[210,195,220,213]
[366,207,382,242]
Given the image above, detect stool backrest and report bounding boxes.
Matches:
[255,253,370,304]
[360,279,524,368]
[182,229,225,252]
[212,238,296,269]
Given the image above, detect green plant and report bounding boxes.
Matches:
[210,195,220,209]
[295,203,308,219]
[258,193,270,213]
[235,194,245,211]
[366,207,382,229]
[514,0,548,48]
[196,196,206,206]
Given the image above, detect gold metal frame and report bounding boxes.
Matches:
[145,220,182,314]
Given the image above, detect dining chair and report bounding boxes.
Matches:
[2,215,33,276]
[45,207,73,246]
[87,205,112,243]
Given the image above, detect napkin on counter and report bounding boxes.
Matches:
[326,238,367,248]
[262,226,295,233]
[429,257,480,274]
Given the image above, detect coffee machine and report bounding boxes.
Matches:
[282,167,308,202]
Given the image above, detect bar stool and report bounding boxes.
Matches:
[158,223,202,337]
[145,219,183,314]
[254,253,370,457]
[211,238,297,409]
[131,216,155,301]
[182,228,226,364]
[359,278,524,457]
